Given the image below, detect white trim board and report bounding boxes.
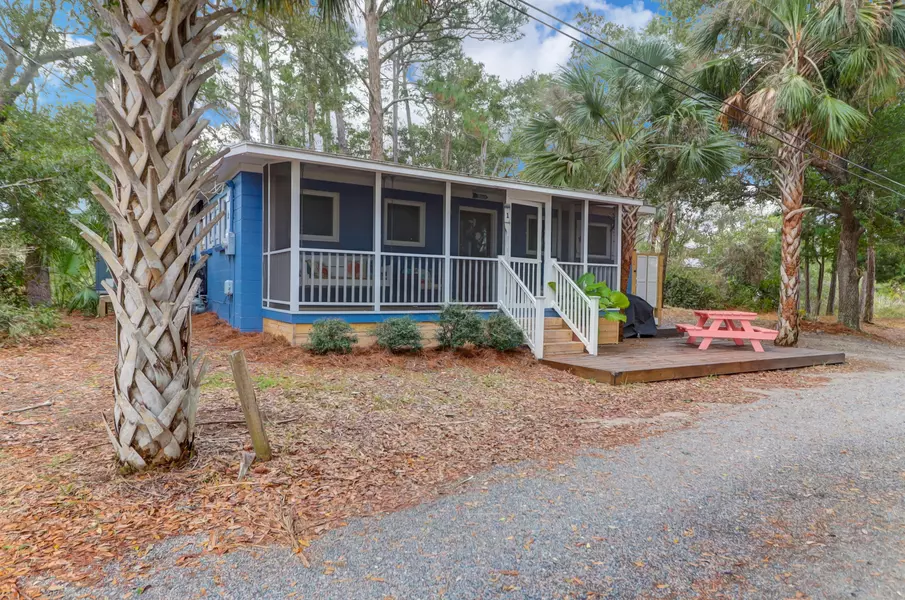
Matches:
[219,142,646,208]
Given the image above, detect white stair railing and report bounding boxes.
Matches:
[497,257,544,359]
[550,259,598,355]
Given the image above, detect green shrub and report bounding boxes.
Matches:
[0,303,59,343]
[436,304,486,349]
[373,317,423,352]
[484,312,525,351]
[307,318,357,354]
[664,271,724,309]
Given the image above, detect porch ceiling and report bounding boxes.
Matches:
[217,142,645,208]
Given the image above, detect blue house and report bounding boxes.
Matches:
[200,143,653,358]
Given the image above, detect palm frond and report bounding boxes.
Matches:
[812,94,867,151]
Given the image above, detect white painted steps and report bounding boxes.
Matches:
[543,317,586,357]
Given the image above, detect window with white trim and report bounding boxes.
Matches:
[384,198,425,247]
[300,190,340,242]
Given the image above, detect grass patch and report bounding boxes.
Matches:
[201,372,233,390]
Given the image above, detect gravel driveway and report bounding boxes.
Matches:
[56,334,905,599]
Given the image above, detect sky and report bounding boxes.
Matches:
[35,0,662,109]
[462,0,658,82]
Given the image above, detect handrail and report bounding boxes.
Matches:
[497,257,544,358]
[550,259,598,355]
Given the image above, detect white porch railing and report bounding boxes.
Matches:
[497,257,544,358]
[381,252,445,306]
[559,262,618,290]
[509,257,542,296]
[550,260,598,355]
[450,256,497,305]
[299,249,376,305]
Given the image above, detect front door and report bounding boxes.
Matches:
[505,198,543,296]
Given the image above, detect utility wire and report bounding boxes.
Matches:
[513,0,905,195]
[2,41,97,103]
[495,0,905,199]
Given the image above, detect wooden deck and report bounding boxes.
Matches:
[541,337,846,385]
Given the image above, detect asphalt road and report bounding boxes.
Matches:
[57,335,905,599]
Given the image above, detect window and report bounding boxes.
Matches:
[458,208,496,258]
[301,190,340,242]
[588,222,612,260]
[384,198,425,247]
[526,214,539,257]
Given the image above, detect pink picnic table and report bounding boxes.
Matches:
[675,310,778,352]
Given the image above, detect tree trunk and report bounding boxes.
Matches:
[335,109,348,154]
[479,138,488,175]
[237,39,251,140]
[814,257,825,317]
[774,125,810,346]
[803,253,811,317]
[86,0,230,469]
[826,241,839,315]
[863,244,875,324]
[659,200,676,278]
[364,1,384,160]
[24,246,51,306]
[391,54,400,162]
[306,100,316,149]
[260,29,274,144]
[616,174,641,294]
[442,131,451,170]
[837,199,863,329]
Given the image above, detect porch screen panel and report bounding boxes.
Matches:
[268,251,291,310]
[269,162,292,251]
[263,162,292,310]
[262,165,270,305]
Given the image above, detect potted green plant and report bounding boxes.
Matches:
[551,273,629,344]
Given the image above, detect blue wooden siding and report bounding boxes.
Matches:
[262,309,496,324]
[202,172,263,332]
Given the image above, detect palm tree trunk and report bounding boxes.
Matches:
[616,174,640,293]
[84,0,229,469]
[659,200,676,278]
[775,125,810,346]
[804,251,811,317]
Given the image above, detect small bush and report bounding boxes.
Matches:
[664,271,724,309]
[307,318,357,354]
[484,312,525,351]
[373,317,423,352]
[436,304,486,350]
[0,302,59,343]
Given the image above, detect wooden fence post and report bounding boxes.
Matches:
[228,349,272,461]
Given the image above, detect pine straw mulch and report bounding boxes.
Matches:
[0,313,869,597]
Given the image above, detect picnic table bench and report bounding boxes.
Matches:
[676,310,778,352]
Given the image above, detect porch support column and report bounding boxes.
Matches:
[542,197,553,299]
[290,160,300,312]
[581,199,589,272]
[443,181,452,304]
[616,204,623,292]
[373,171,382,311]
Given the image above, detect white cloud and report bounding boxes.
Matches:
[462,0,655,82]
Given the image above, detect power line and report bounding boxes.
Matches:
[2,41,97,103]
[495,0,905,199]
[514,0,905,195]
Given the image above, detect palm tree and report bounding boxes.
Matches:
[520,36,739,293]
[81,0,350,469]
[691,0,903,345]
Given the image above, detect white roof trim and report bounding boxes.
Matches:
[217,142,646,207]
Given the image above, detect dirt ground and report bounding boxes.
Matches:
[0,312,891,598]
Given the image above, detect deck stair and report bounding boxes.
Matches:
[543,317,586,357]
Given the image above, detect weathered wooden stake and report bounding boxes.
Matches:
[228,350,272,461]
